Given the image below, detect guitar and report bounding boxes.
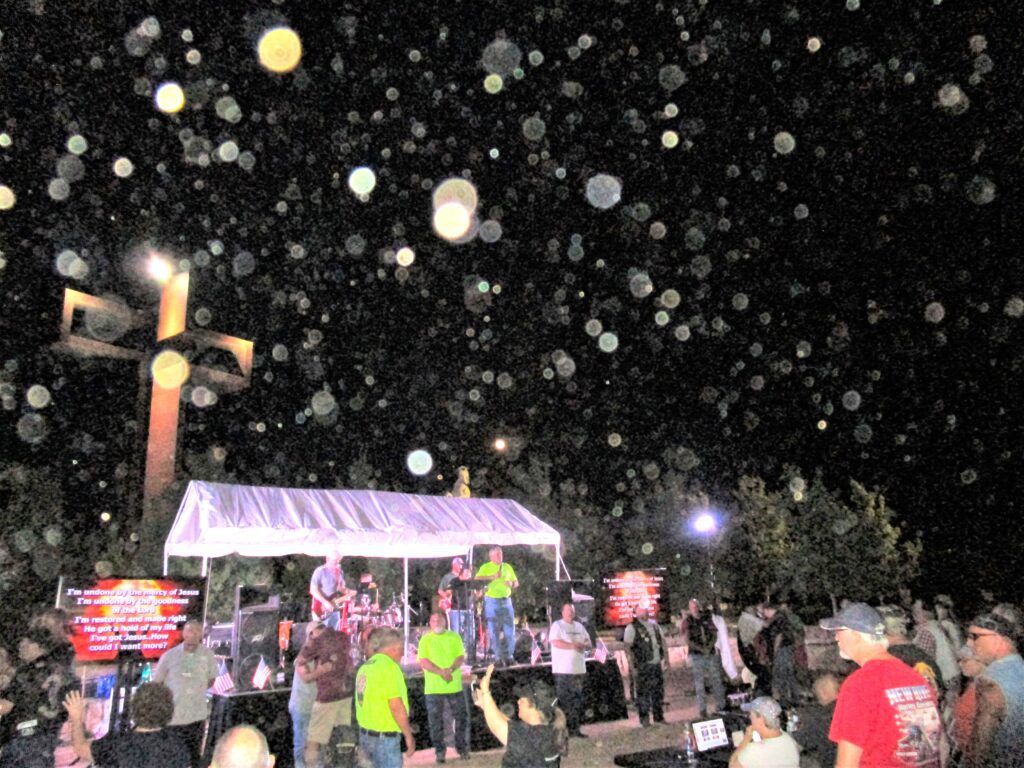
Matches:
[310,589,357,621]
[438,589,453,612]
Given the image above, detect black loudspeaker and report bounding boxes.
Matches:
[206,690,292,768]
[234,608,280,692]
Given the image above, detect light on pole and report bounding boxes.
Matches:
[692,511,719,606]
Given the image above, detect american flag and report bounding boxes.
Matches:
[211,660,234,695]
[252,656,272,690]
[530,637,542,666]
[593,638,609,664]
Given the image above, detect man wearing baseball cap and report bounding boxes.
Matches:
[728,696,799,768]
[962,609,1024,768]
[820,602,943,767]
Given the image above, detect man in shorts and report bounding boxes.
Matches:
[296,620,355,767]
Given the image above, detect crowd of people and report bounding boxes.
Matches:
[673,594,1024,768]
[3,569,1023,767]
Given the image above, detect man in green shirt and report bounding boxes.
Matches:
[475,546,519,665]
[355,628,415,768]
[418,611,470,763]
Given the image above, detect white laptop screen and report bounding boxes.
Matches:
[692,717,730,752]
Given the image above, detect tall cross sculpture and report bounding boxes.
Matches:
[54,266,253,521]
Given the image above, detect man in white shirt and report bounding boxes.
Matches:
[549,603,592,738]
[623,606,668,727]
[153,620,218,767]
[729,696,800,768]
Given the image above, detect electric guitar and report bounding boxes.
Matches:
[310,588,357,621]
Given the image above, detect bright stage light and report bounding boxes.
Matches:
[147,254,174,284]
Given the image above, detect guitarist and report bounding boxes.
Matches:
[438,557,475,662]
[309,552,356,630]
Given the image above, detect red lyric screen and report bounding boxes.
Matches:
[601,568,669,627]
[57,576,206,662]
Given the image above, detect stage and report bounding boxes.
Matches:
[206,658,627,767]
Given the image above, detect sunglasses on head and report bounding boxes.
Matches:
[969,613,1017,641]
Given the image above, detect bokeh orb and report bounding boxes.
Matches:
[151,350,191,389]
[433,202,472,241]
[348,166,377,196]
[258,27,303,73]
[154,82,185,113]
[406,449,434,476]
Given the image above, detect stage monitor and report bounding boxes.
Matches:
[600,568,669,627]
[57,576,206,663]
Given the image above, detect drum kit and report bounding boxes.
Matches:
[342,584,405,662]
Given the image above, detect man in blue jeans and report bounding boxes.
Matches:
[288,621,324,768]
[682,598,726,717]
[475,547,519,665]
[418,612,470,762]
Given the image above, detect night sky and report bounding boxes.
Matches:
[1,1,1021,605]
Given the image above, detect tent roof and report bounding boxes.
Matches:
[164,480,561,561]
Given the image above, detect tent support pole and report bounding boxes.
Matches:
[202,559,213,630]
[201,557,209,577]
[403,558,411,664]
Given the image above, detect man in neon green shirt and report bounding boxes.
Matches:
[475,546,519,665]
[355,628,415,767]
[418,611,470,763]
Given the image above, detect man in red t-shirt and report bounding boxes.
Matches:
[820,602,944,767]
[296,624,355,767]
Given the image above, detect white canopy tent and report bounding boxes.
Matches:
[163,480,564,658]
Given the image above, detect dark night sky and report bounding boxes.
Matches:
[1,1,1022,601]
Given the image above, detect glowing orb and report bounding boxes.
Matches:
[432,178,479,212]
[406,449,433,476]
[494,437,508,452]
[0,184,14,210]
[151,350,191,389]
[154,82,186,113]
[395,247,415,267]
[258,27,303,73]
[433,202,472,241]
[348,166,377,196]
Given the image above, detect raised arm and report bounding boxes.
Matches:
[474,664,510,745]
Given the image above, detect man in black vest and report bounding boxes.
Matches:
[623,606,668,727]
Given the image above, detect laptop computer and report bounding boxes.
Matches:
[692,717,733,763]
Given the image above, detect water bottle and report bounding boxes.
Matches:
[682,722,697,764]
[140,662,152,683]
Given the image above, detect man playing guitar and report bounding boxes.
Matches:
[309,552,356,630]
[438,557,475,662]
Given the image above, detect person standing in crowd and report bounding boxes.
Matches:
[439,557,475,663]
[0,627,77,768]
[417,611,470,763]
[737,604,767,693]
[296,618,356,768]
[729,696,800,768]
[820,602,943,767]
[475,547,519,666]
[963,610,1024,768]
[876,604,945,697]
[473,663,567,767]
[952,643,986,762]
[288,621,323,768]
[682,598,726,717]
[355,628,415,768]
[792,673,840,768]
[209,725,276,768]
[623,606,668,727]
[310,551,355,629]
[763,603,804,709]
[63,684,189,767]
[548,602,592,738]
[153,619,218,768]
[912,598,959,692]
[934,595,963,650]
